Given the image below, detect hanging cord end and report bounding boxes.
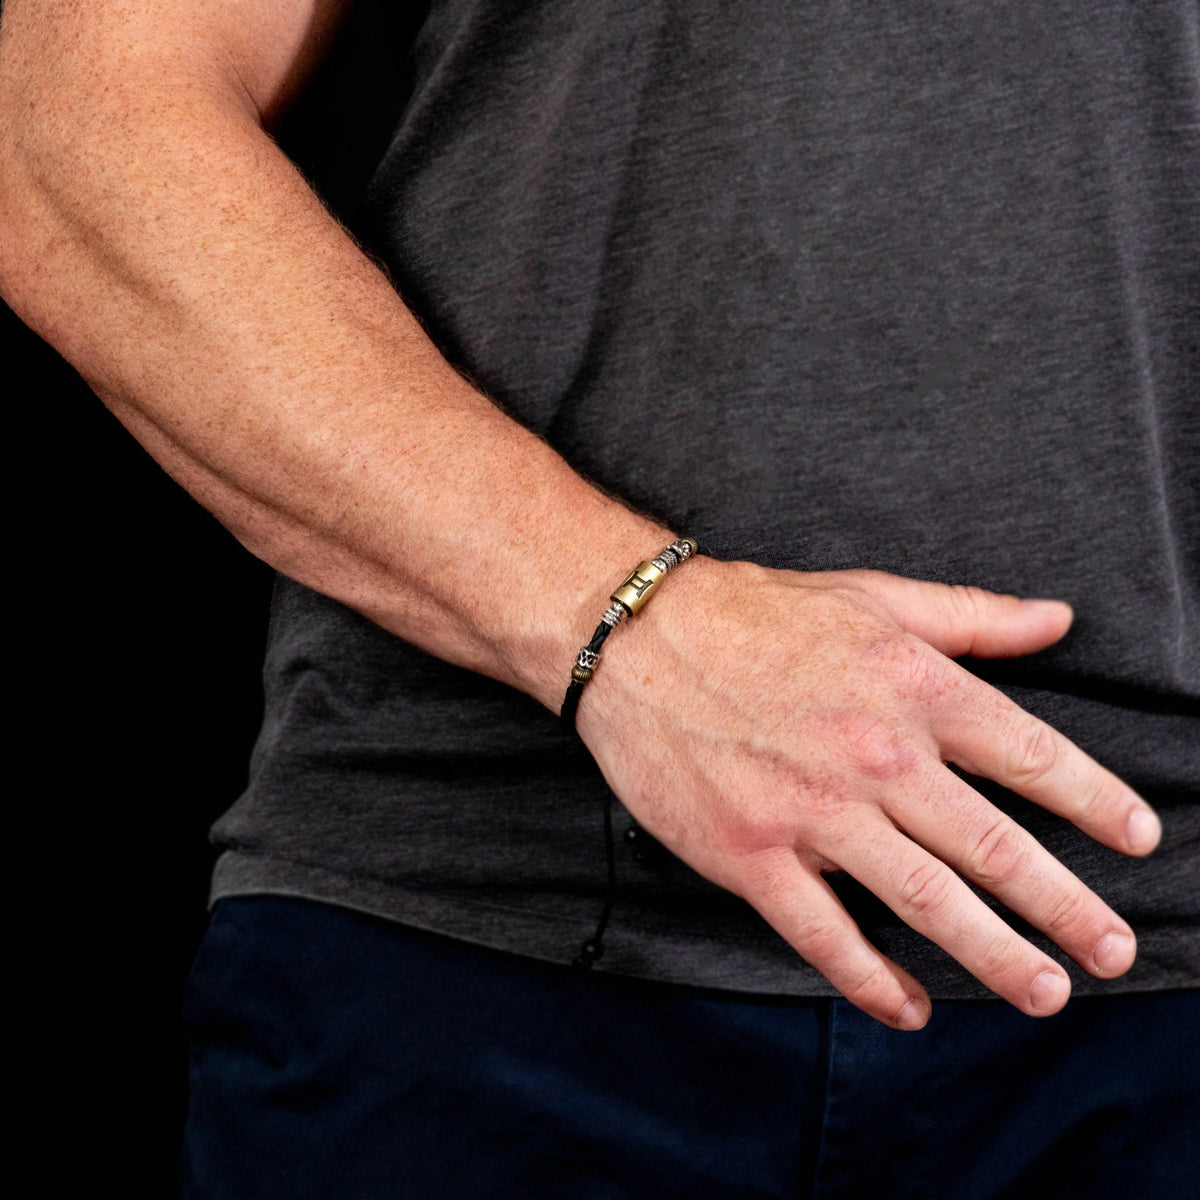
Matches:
[573,938,605,969]
[562,539,698,969]
[573,788,617,970]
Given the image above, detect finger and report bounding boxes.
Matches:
[890,763,1138,979]
[740,849,932,1031]
[826,810,1073,1016]
[839,569,1074,659]
[932,665,1162,856]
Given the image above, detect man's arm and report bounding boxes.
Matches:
[0,0,1161,1030]
[0,0,675,707]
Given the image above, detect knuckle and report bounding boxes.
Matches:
[792,918,849,966]
[839,960,891,1008]
[840,715,917,782]
[1043,886,1091,939]
[713,813,785,858]
[870,633,946,700]
[896,645,944,700]
[897,860,956,918]
[794,782,853,827]
[733,843,803,892]
[821,583,869,610]
[976,932,1022,980]
[968,818,1030,887]
[947,584,992,622]
[1073,769,1114,823]
[709,790,810,861]
[1007,718,1061,786]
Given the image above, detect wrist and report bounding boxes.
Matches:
[558,537,701,734]
[492,513,679,711]
[572,554,754,742]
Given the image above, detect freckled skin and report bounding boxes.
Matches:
[0,0,1159,1030]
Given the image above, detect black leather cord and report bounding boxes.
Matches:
[563,620,617,967]
[560,619,615,734]
[561,539,696,967]
[573,788,616,969]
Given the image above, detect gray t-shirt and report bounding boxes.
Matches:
[211,0,1199,997]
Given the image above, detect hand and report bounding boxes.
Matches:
[577,558,1162,1030]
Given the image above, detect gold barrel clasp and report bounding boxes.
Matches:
[611,560,666,614]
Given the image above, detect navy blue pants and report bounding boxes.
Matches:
[182,897,1198,1199]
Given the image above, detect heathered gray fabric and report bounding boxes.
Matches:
[211,0,1200,997]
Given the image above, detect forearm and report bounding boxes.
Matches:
[0,20,669,710]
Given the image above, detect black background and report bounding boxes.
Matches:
[9,5,418,1186]
[9,298,274,1190]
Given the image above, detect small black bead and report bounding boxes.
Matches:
[573,938,605,969]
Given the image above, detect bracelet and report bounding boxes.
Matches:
[560,538,699,735]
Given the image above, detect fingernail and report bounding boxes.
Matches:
[896,999,928,1031]
[1029,970,1070,1015]
[1127,808,1161,854]
[1023,599,1072,617]
[1092,931,1135,976]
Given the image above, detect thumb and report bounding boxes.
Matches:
[845,571,1074,659]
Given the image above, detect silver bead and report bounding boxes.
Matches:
[601,603,627,627]
[576,647,600,670]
